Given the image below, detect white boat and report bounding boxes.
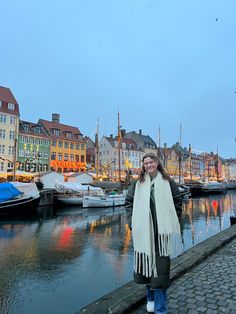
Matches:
[0,182,40,215]
[202,181,226,194]
[56,194,83,206]
[178,185,191,199]
[83,192,127,208]
[225,179,236,190]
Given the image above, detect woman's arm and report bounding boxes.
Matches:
[125,180,137,229]
[169,179,182,220]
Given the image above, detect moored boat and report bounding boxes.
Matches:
[202,181,226,194]
[0,182,40,215]
[56,194,83,206]
[83,192,127,208]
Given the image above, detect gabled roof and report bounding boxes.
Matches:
[38,119,85,142]
[104,136,141,151]
[0,86,20,115]
[19,120,50,138]
[0,86,18,104]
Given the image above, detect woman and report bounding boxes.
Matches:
[126,153,182,314]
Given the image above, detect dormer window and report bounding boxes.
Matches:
[35,126,41,134]
[23,123,29,132]
[66,132,72,139]
[8,103,15,110]
[50,128,60,136]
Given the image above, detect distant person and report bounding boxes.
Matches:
[126,153,182,314]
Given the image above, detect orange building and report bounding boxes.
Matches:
[39,114,86,173]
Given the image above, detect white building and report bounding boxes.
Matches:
[0,86,20,172]
[99,135,144,179]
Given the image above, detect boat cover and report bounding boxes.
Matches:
[0,182,21,203]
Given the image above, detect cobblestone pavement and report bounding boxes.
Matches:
[129,238,236,314]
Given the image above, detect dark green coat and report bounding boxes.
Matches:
[125,178,182,289]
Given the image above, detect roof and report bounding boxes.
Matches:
[39,119,85,142]
[0,86,20,115]
[0,86,18,104]
[104,136,141,151]
[19,120,50,138]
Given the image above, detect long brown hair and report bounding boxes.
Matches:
[139,153,170,183]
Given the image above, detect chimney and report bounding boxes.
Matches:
[121,129,126,138]
[52,113,60,123]
[139,129,142,135]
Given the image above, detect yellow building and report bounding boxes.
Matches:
[0,86,20,172]
[39,114,86,173]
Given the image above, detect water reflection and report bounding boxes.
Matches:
[0,192,235,314]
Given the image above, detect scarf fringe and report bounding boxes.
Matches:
[134,251,152,277]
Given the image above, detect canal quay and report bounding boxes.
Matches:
[0,192,235,314]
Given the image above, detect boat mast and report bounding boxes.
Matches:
[157,124,161,158]
[118,110,121,182]
[95,119,99,180]
[13,119,18,181]
[178,123,182,184]
[189,144,192,180]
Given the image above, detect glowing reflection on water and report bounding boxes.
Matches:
[0,192,235,314]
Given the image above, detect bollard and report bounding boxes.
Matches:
[230,216,236,226]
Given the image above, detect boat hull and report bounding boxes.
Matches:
[83,195,126,208]
[0,195,40,215]
[56,196,83,206]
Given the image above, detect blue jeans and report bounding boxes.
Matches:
[146,285,167,314]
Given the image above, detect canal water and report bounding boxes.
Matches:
[0,191,236,314]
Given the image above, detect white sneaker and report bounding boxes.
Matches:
[146,301,154,313]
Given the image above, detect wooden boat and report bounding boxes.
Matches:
[0,182,40,215]
[83,192,126,208]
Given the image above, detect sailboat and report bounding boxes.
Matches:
[82,112,127,208]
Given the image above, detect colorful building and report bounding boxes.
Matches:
[39,114,86,173]
[0,86,20,172]
[18,120,50,172]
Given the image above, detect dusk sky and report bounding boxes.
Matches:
[1,1,236,158]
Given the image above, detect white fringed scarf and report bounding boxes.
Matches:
[132,172,181,278]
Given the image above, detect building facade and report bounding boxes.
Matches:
[39,114,86,173]
[18,120,50,172]
[99,135,144,179]
[0,86,20,172]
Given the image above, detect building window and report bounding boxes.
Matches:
[19,149,25,157]
[70,154,74,162]
[75,155,79,162]
[81,144,85,150]
[8,103,15,110]
[76,143,80,150]
[51,152,56,160]
[44,152,49,159]
[0,145,5,154]
[8,162,13,168]
[81,155,85,162]
[66,132,72,139]
[58,141,63,147]
[10,116,16,124]
[9,131,15,140]
[58,153,62,161]
[50,129,60,136]
[8,146,14,155]
[35,126,41,134]
[70,143,74,149]
[0,162,3,171]
[52,140,57,147]
[23,123,29,132]
[64,153,68,161]
[0,114,6,123]
[64,142,69,149]
[0,129,6,139]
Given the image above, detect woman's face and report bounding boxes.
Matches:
[143,157,158,176]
